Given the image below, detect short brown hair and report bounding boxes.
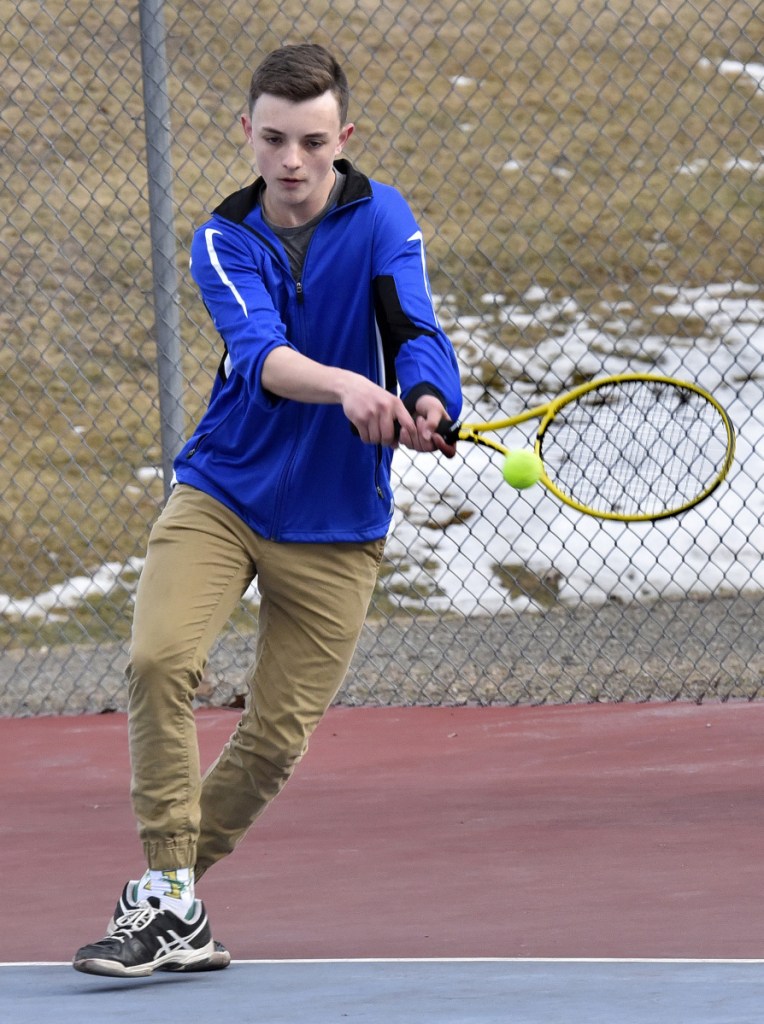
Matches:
[247,44,350,122]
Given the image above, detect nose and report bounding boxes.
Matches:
[281,143,302,170]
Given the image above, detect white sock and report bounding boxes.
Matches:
[137,867,195,916]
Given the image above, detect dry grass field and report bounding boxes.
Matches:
[2,0,763,645]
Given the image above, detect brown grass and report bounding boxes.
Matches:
[2,0,763,636]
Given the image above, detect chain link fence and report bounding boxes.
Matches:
[2,0,763,715]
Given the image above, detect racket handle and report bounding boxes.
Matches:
[436,418,461,444]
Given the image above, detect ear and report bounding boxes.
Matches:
[336,122,354,155]
[241,113,253,143]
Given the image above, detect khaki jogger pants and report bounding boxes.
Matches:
[126,484,385,874]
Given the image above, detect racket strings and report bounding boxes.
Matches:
[538,380,731,517]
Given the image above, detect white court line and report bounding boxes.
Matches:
[4,956,764,967]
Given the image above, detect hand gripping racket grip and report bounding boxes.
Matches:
[349,422,402,440]
[350,419,460,443]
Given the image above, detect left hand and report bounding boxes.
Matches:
[397,395,457,458]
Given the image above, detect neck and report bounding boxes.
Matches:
[262,169,337,228]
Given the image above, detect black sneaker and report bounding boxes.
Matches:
[73,896,215,977]
[108,881,231,972]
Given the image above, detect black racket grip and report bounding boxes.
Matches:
[436,418,461,444]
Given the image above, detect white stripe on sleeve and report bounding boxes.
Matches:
[205,228,248,316]
[407,230,432,303]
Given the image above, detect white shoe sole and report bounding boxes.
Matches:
[73,940,216,978]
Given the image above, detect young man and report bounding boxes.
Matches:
[73,43,462,977]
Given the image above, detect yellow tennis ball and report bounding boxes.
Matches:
[502,449,543,489]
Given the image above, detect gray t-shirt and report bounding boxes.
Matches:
[260,170,346,281]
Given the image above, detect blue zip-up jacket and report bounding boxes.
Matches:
[176,159,462,542]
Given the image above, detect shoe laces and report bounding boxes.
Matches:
[112,900,161,937]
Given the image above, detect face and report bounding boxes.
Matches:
[242,91,353,228]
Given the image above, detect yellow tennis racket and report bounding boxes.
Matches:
[438,373,736,522]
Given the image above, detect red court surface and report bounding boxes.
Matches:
[2,701,763,964]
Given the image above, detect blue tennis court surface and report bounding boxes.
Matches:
[2,958,762,1024]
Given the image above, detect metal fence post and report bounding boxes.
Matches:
[139,0,185,497]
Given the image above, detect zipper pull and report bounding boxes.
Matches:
[296,281,304,303]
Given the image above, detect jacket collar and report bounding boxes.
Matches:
[212,159,372,223]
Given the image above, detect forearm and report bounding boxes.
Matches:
[260,344,419,447]
[260,345,357,404]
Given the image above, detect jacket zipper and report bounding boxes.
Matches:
[270,273,305,537]
[374,448,385,498]
[268,203,386,533]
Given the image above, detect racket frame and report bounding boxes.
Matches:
[447,373,736,522]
